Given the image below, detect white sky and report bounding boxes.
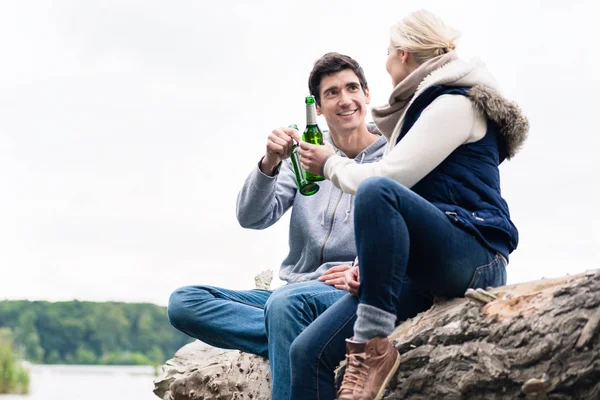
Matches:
[0,0,598,306]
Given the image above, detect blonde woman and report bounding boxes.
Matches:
[292,10,528,400]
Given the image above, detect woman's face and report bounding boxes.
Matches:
[385,44,409,87]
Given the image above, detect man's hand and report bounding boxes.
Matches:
[260,127,302,176]
[318,261,360,296]
[298,141,335,176]
[318,264,352,286]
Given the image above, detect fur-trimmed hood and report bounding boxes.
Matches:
[403,58,529,159]
[467,85,528,159]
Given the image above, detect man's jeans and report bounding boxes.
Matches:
[289,177,507,399]
[167,280,347,400]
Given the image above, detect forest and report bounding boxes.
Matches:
[0,300,192,365]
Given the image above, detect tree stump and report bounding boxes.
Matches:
[154,269,600,399]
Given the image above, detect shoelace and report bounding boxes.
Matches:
[339,352,370,391]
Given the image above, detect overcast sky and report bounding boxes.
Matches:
[0,0,598,306]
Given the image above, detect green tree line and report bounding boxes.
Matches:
[0,328,29,394]
[0,300,192,366]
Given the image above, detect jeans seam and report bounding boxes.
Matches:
[467,254,501,289]
[207,288,269,309]
[315,308,357,400]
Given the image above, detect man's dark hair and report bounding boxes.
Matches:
[308,52,368,106]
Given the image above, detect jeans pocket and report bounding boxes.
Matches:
[468,254,507,289]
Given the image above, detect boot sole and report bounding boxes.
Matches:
[374,352,401,400]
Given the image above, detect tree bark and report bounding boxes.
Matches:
[154,269,600,399]
[153,340,271,400]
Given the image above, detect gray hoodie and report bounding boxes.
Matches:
[236,132,387,283]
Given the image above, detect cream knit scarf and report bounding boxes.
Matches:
[371,51,458,138]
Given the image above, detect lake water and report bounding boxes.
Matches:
[0,365,159,400]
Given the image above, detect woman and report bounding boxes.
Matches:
[293,9,528,400]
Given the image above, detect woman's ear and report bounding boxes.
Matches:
[400,50,408,64]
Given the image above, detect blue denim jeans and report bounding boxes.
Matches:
[289,177,507,399]
[167,280,347,400]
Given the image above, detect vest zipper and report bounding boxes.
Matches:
[472,212,485,221]
[445,211,459,222]
[319,191,344,266]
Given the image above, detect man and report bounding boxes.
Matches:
[167,52,386,400]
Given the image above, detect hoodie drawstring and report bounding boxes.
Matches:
[343,196,353,223]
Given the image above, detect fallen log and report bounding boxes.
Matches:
[154,269,600,399]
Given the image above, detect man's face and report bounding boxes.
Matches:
[316,69,370,134]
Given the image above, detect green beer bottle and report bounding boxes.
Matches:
[303,95,325,182]
[288,124,320,196]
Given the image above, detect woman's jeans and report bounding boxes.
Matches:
[167,280,346,400]
[289,177,507,399]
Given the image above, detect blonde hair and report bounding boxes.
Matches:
[390,10,461,64]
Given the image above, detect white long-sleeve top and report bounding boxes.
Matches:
[324,94,487,195]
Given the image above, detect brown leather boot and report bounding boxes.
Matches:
[337,336,401,400]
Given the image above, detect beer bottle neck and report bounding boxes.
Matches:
[305,103,318,125]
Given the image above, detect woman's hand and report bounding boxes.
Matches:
[298,141,335,176]
[339,266,360,296]
[318,262,360,296]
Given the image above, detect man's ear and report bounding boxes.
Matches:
[316,103,322,115]
[364,87,371,105]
